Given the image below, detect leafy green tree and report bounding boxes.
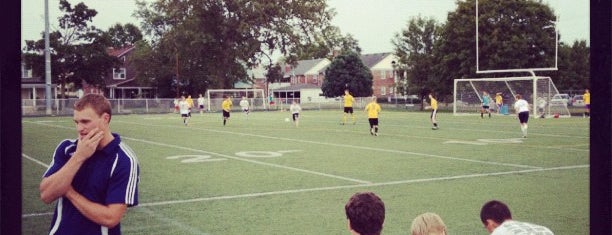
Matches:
[321,52,373,97]
[133,0,334,97]
[22,0,119,98]
[289,25,361,61]
[551,41,589,92]
[392,16,441,108]
[105,23,143,48]
[433,0,557,87]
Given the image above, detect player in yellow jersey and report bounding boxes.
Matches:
[583,89,590,118]
[186,95,194,117]
[495,92,503,114]
[364,96,381,136]
[221,95,233,126]
[428,92,439,130]
[342,89,356,125]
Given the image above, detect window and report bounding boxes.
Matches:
[380,86,386,95]
[113,68,126,80]
[22,63,32,78]
[380,70,386,80]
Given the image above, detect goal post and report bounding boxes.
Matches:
[205,89,266,112]
[453,76,570,118]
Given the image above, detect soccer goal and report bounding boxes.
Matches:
[453,76,570,118]
[205,89,267,112]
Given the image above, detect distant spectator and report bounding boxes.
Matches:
[480,200,553,235]
[345,191,385,235]
[410,212,447,235]
[583,89,590,118]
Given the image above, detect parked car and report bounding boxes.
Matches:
[550,93,571,106]
[572,95,585,107]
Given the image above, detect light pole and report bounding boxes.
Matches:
[44,0,52,114]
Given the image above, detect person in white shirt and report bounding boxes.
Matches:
[289,100,302,127]
[197,94,205,115]
[239,96,250,118]
[513,94,530,138]
[178,96,190,125]
[480,200,553,235]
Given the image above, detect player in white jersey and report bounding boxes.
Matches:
[178,96,190,125]
[513,94,530,138]
[197,94,205,115]
[239,96,250,118]
[289,100,302,127]
[481,200,553,235]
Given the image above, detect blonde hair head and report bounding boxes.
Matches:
[410,212,447,235]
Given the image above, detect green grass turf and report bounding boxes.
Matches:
[22,110,589,234]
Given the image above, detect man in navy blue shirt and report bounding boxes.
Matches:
[40,94,140,235]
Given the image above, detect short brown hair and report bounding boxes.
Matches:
[345,192,385,235]
[74,94,112,121]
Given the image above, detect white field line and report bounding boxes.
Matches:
[21,142,589,217]
[117,121,543,169]
[135,207,211,235]
[23,153,50,168]
[137,164,588,207]
[22,121,372,184]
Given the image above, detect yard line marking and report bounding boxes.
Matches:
[116,121,543,169]
[135,207,211,235]
[122,136,372,184]
[22,121,372,185]
[22,212,54,218]
[22,153,50,168]
[137,164,588,207]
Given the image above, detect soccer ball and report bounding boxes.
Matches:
[284,118,290,122]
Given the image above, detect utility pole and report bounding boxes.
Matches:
[44,0,52,114]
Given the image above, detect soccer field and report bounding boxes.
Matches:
[22,110,589,234]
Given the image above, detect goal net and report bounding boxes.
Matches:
[453,76,570,118]
[205,89,267,112]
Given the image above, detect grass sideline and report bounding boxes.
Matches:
[22,110,589,234]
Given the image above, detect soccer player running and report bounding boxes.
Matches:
[583,88,590,118]
[513,94,530,138]
[428,92,439,130]
[289,100,302,127]
[222,95,233,126]
[364,95,381,136]
[239,96,250,119]
[341,89,356,125]
[481,91,492,118]
[178,96,190,125]
[39,94,139,234]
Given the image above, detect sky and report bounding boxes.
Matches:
[21,0,589,54]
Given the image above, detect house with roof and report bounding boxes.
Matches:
[21,62,59,114]
[360,53,399,99]
[81,45,157,99]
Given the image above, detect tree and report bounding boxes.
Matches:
[105,23,143,48]
[433,0,558,92]
[288,25,361,61]
[22,0,119,98]
[551,40,589,92]
[133,0,334,97]
[392,16,441,108]
[321,52,373,97]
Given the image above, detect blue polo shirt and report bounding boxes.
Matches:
[43,133,140,235]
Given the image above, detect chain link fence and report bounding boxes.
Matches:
[21,97,428,117]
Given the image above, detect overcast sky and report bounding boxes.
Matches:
[21,0,589,54]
